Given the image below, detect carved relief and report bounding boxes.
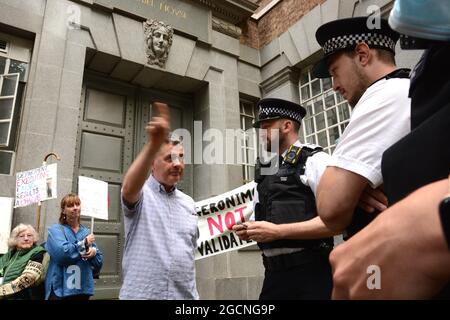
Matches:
[143,19,174,68]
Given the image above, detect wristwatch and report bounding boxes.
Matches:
[439,175,450,250]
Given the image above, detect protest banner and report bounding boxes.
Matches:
[14,163,57,208]
[78,176,109,228]
[195,181,256,260]
[0,197,14,254]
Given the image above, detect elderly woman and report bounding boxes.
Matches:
[45,193,103,300]
[0,224,46,299]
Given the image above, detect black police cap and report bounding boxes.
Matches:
[252,98,306,128]
[313,17,400,78]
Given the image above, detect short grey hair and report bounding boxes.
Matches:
[7,224,39,249]
[167,131,183,145]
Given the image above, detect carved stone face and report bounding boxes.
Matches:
[144,20,173,68]
[152,26,170,58]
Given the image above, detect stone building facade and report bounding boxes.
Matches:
[0,0,420,299]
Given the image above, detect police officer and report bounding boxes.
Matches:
[233,98,339,300]
[314,17,411,237]
[329,1,450,298]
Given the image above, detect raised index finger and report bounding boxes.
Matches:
[153,101,170,123]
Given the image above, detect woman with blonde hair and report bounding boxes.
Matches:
[0,224,46,299]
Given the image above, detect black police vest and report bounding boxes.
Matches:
[346,68,411,239]
[254,145,333,250]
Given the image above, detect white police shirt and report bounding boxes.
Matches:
[330,77,411,187]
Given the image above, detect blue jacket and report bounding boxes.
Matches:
[45,224,103,299]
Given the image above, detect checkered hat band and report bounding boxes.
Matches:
[259,106,302,122]
[323,33,396,55]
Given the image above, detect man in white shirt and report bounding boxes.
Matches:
[313,17,411,237]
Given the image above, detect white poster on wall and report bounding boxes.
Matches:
[0,197,14,254]
[78,176,109,220]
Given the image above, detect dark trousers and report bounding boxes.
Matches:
[259,249,333,300]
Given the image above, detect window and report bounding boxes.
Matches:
[0,39,7,53]
[299,69,352,154]
[0,56,28,175]
[240,100,257,183]
[0,73,20,146]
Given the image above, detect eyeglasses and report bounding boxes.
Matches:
[18,234,34,239]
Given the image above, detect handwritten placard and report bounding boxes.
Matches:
[14,164,57,208]
[78,176,109,220]
[195,182,256,260]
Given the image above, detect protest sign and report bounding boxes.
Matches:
[0,197,14,254]
[78,176,109,221]
[195,181,256,260]
[14,163,57,208]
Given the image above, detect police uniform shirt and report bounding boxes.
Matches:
[330,74,411,187]
[252,140,332,257]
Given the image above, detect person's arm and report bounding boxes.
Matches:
[317,80,410,231]
[233,217,341,243]
[330,179,450,299]
[122,102,170,205]
[0,252,44,298]
[46,226,83,265]
[87,243,103,272]
[233,152,343,241]
[316,167,370,231]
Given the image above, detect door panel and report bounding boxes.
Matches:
[75,78,135,299]
[80,132,123,171]
[85,89,126,126]
[107,183,122,222]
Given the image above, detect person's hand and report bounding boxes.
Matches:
[83,246,97,260]
[85,234,95,246]
[232,223,250,241]
[331,180,450,299]
[233,221,280,243]
[146,102,170,151]
[357,185,388,213]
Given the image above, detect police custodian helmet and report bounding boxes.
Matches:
[252,98,307,128]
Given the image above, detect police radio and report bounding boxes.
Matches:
[283,145,302,165]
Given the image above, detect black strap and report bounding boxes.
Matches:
[294,146,322,176]
[370,68,411,88]
[384,68,410,80]
[255,145,322,185]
